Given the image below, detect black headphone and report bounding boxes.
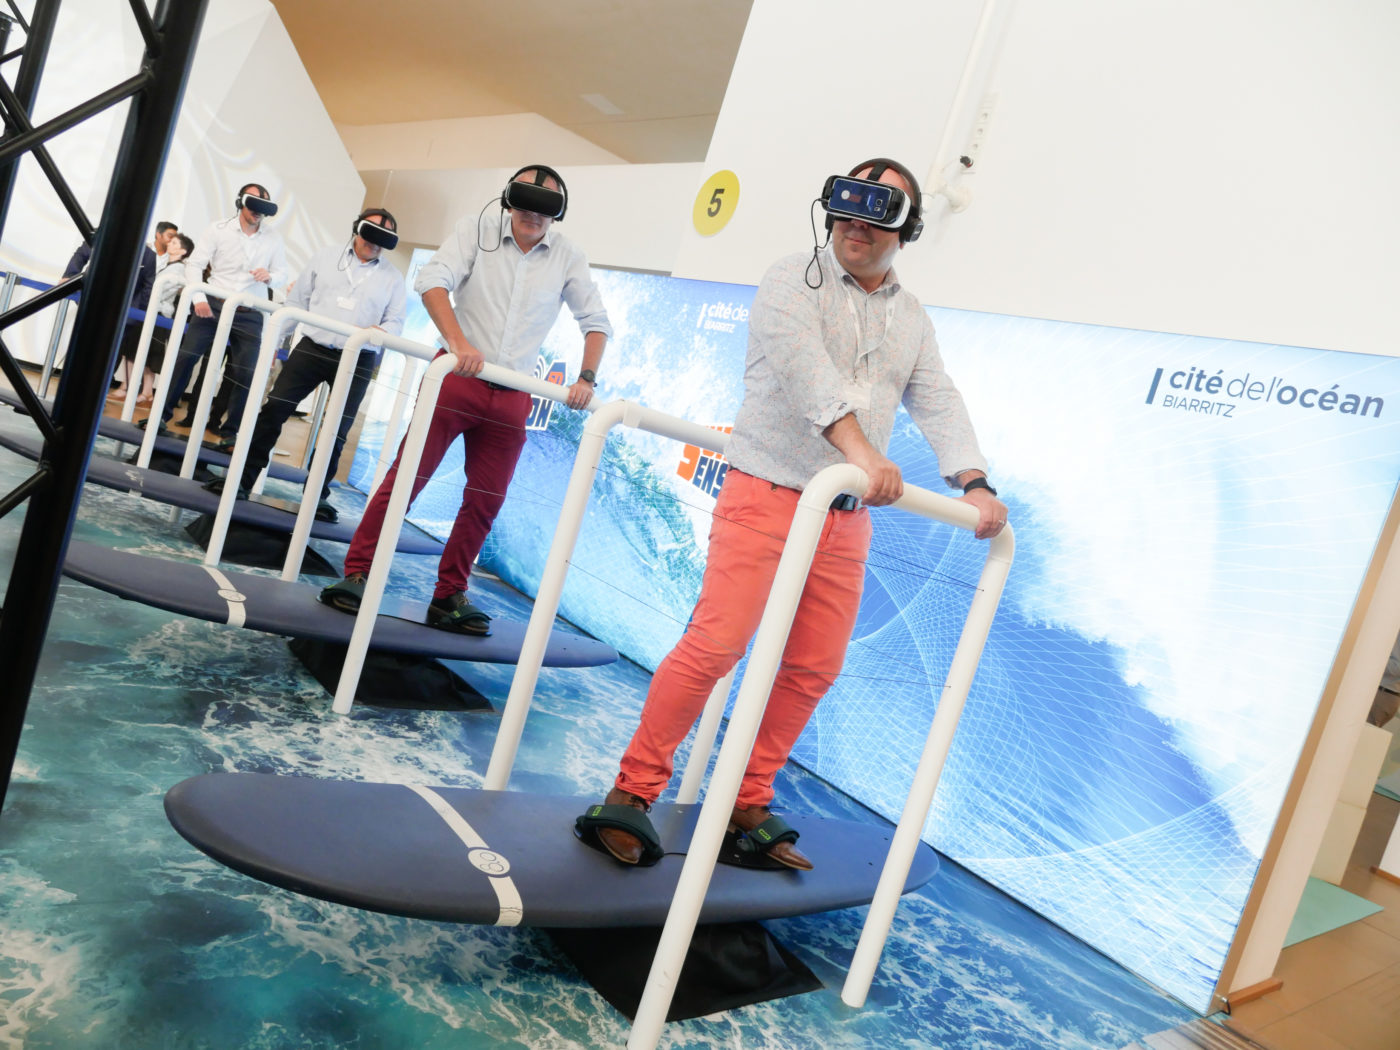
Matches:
[353,207,399,250]
[823,157,923,244]
[502,164,568,221]
[235,183,278,217]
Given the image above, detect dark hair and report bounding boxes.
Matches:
[238,182,269,199]
[155,221,178,235]
[173,233,194,256]
[357,207,396,230]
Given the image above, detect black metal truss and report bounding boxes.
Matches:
[0,0,210,812]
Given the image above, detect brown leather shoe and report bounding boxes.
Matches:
[596,787,650,865]
[729,804,813,871]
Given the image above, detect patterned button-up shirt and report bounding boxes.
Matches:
[726,246,987,491]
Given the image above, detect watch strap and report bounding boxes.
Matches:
[962,476,997,497]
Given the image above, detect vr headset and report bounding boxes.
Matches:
[822,176,911,228]
[820,159,923,243]
[502,164,567,221]
[236,191,279,218]
[355,217,399,250]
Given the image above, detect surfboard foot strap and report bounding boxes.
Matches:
[574,801,665,867]
[545,921,822,1021]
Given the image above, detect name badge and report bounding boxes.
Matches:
[850,381,872,414]
[336,295,356,311]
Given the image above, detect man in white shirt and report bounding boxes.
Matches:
[208,208,407,522]
[150,182,289,441]
[151,221,178,273]
[320,165,609,636]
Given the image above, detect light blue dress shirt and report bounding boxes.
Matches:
[413,208,611,374]
[286,244,407,352]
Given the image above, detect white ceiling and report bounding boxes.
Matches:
[267,0,753,163]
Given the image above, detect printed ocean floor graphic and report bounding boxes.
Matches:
[0,410,1194,1048]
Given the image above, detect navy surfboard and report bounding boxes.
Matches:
[63,541,615,665]
[0,428,441,554]
[0,387,308,482]
[165,773,939,927]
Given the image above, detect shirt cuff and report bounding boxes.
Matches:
[811,396,856,432]
[941,453,990,488]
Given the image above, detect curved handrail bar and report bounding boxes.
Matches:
[117,267,185,422]
[627,464,1013,1046]
[171,290,284,485]
[841,508,1012,1005]
[484,399,736,789]
[369,357,425,495]
[199,307,423,569]
[202,310,591,581]
[273,328,375,579]
[134,281,268,470]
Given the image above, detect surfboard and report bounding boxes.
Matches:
[0,387,308,483]
[63,540,615,664]
[0,429,440,554]
[164,773,939,927]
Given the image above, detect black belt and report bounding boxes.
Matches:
[829,494,860,512]
[206,295,260,313]
[304,338,371,356]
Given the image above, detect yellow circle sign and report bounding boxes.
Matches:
[692,170,740,236]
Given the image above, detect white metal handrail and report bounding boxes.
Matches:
[115,267,184,422]
[198,307,437,571]
[475,405,1011,1046]
[483,400,735,788]
[628,464,1013,1047]
[370,356,425,496]
[134,282,276,472]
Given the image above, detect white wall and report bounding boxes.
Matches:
[674,0,1400,359]
[0,0,364,363]
[339,113,624,172]
[671,0,986,287]
[370,162,704,275]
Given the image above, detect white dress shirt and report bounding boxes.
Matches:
[413,208,611,374]
[184,215,290,307]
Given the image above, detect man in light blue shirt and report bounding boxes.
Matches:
[212,208,407,521]
[322,166,610,635]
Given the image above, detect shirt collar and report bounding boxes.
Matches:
[224,215,264,239]
[501,209,554,253]
[824,243,900,295]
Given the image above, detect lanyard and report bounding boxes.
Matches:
[341,255,374,296]
[842,280,895,359]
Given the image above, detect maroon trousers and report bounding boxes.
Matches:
[344,372,531,599]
